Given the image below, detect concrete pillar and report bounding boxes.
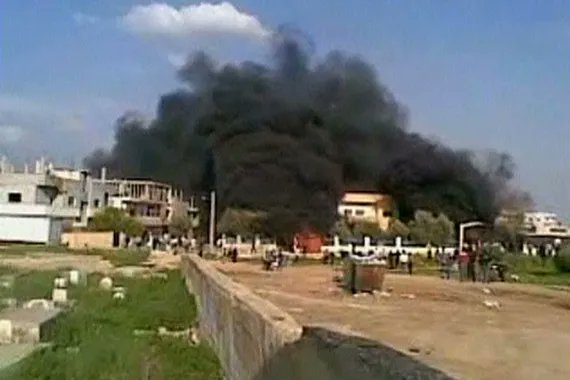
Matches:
[333,235,340,247]
[364,236,371,247]
[395,236,402,249]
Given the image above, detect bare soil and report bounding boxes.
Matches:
[215,261,570,380]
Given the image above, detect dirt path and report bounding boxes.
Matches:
[215,261,570,380]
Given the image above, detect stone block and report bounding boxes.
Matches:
[0,319,13,344]
[52,288,68,304]
[24,299,52,310]
[69,270,80,285]
[99,277,113,290]
[54,277,67,288]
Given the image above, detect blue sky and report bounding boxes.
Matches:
[1,1,570,217]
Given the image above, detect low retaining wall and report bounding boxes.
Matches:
[61,231,114,249]
[181,255,303,380]
[182,254,453,380]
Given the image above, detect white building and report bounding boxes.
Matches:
[0,170,77,243]
[0,157,193,243]
[522,212,570,238]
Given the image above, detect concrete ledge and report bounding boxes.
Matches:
[182,254,303,380]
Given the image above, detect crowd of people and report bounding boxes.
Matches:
[436,244,505,283]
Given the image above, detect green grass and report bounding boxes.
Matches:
[0,244,72,255]
[1,269,221,380]
[0,243,151,267]
[502,254,570,287]
[83,248,151,267]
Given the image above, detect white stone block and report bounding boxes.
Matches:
[52,288,68,304]
[0,319,13,344]
[69,270,80,285]
[54,277,67,288]
[99,277,113,290]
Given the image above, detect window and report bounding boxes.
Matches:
[68,196,75,207]
[382,210,393,217]
[8,193,21,203]
[355,210,365,216]
[344,209,353,216]
[93,199,100,208]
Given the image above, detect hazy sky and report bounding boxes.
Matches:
[1,1,569,217]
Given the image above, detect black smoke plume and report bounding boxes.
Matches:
[85,33,519,241]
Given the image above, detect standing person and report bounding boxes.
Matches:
[407,252,413,275]
[480,245,492,283]
[467,247,476,282]
[400,250,409,272]
[395,250,401,268]
[388,251,395,269]
[458,246,469,282]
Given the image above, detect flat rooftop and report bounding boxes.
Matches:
[215,261,570,380]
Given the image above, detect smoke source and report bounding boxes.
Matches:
[85,32,521,240]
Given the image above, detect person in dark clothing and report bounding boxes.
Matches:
[395,250,401,267]
[407,252,413,275]
[427,248,433,261]
[231,247,238,263]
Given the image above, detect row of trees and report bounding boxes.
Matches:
[333,210,455,246]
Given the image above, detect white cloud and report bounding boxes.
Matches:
[0,125,24,143]
[73,12,98,26]
[121,2,271,40]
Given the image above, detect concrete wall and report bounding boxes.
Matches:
[0,215,51,243]
[61,231,114,249]
[182,254,453,380]
[182,255,303,380]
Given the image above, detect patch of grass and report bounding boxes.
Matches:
[0,244,72,255]
[82,248,151,267]
[0,267,60,301]
[3,270,221,380]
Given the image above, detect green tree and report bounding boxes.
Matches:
[217,208,266,238]
[89,207,144,236]
[554,247,570,273]
[169,214,196,237]
[388,219,410,239]
[408,210,455,246]
[494,212,525,251]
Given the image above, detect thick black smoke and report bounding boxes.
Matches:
[85,33,518,240]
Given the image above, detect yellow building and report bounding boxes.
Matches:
[338,192,395,230]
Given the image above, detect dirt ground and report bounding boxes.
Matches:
[0,251,180,273]
[215,261,570,380]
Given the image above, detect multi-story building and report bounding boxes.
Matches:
[338,192,395,230]
[522,212,570,238]
[0,157,193,243]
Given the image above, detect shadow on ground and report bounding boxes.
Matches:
[254,327,453,380]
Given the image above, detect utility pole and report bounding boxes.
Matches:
[208,190,216,250]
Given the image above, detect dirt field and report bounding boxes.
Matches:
[215,261,570,380]
[0,251,180,273]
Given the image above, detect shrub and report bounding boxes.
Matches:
[554,247,570,273]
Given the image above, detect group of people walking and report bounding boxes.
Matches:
[436,244,504,283]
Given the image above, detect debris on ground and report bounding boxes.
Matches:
[408,346,421,354]
[482,288,492,294]
[400,293,416,300]
[510,274,520,282]
[483,299,501,309]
